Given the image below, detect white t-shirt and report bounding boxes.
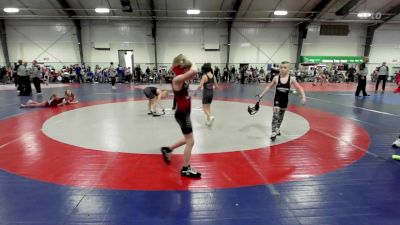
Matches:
[109,66,116,77]
[30,65,42,78]
[17,65,28,76]
[378,66,388,76]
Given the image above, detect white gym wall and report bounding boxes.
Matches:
[1,19,400,73]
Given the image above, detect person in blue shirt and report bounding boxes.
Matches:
[75,65,82,83]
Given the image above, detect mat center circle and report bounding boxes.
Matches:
[42,100,310,154]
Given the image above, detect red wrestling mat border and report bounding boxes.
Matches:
[0,98,370,190]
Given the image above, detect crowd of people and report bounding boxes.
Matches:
[0,58,398,100]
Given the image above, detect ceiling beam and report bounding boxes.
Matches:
[56,0,84,65]
[133,0,142,17]
[229,0,243,20]
[17,0,36,15]
[242,0,255,18]
[77,0,89,16]
[364,4,400,57]
[267,0,283,18]
[335,0,360,16]
[120,0,133,12]
[105,0,116,16]
[150,0,157,68]
[295,0,333,69]
[226,0,243,68]
[47,0,66,16]
[217,0,226,18]
[0,19,11,67]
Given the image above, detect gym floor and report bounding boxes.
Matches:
[0,82,399,225]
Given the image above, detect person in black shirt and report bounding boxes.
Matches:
[195,63,219,126]
[230,66,236,82]
[223,67,229,82]
[346,67,356,82]
[240,66,247,84]
[355,58,370,97]
[135,65,142,82]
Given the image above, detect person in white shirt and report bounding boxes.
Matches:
[375,62,389,93]
[109,62,116,89]
[124,67,132,83]
[17,60,31,95]
[30,60,42,94]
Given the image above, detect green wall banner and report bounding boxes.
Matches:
[300,56,364,63]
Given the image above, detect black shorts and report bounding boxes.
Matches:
[175,111,192,135]
[273,98,288,109]
[143,88,155,99]
[202,93,213,104]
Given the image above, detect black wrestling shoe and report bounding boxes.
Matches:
[181,165,201,178]
[152,113,161,117]
[161,147,172,164]
[270,132,277,141]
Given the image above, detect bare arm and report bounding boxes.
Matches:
[68,100,79,104]
[172,64,198,92]
[156,93,164,110]
[213,76,219,89]
[196,75,207,92]
[258,76,278,99]
[291,78,306,104]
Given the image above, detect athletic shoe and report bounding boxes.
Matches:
[181,165,201,178]
[161,147,172,164]
[270,132,277,141]
[37,93,41,95]
[209,116,215,126]
[112,86,116,90]
[276,128,281,136]
[27,99,33,104]
[147,111,154,115]
[393,137,400,148]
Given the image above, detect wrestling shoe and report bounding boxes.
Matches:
[161,147,172,164]
[181,165,201,178]
[270,132,277,141]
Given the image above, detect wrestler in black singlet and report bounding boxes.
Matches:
[273,75,291,109]
[143,87,158,99]
[202,74,214,104]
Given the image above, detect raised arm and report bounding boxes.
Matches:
[172,64,198,92]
